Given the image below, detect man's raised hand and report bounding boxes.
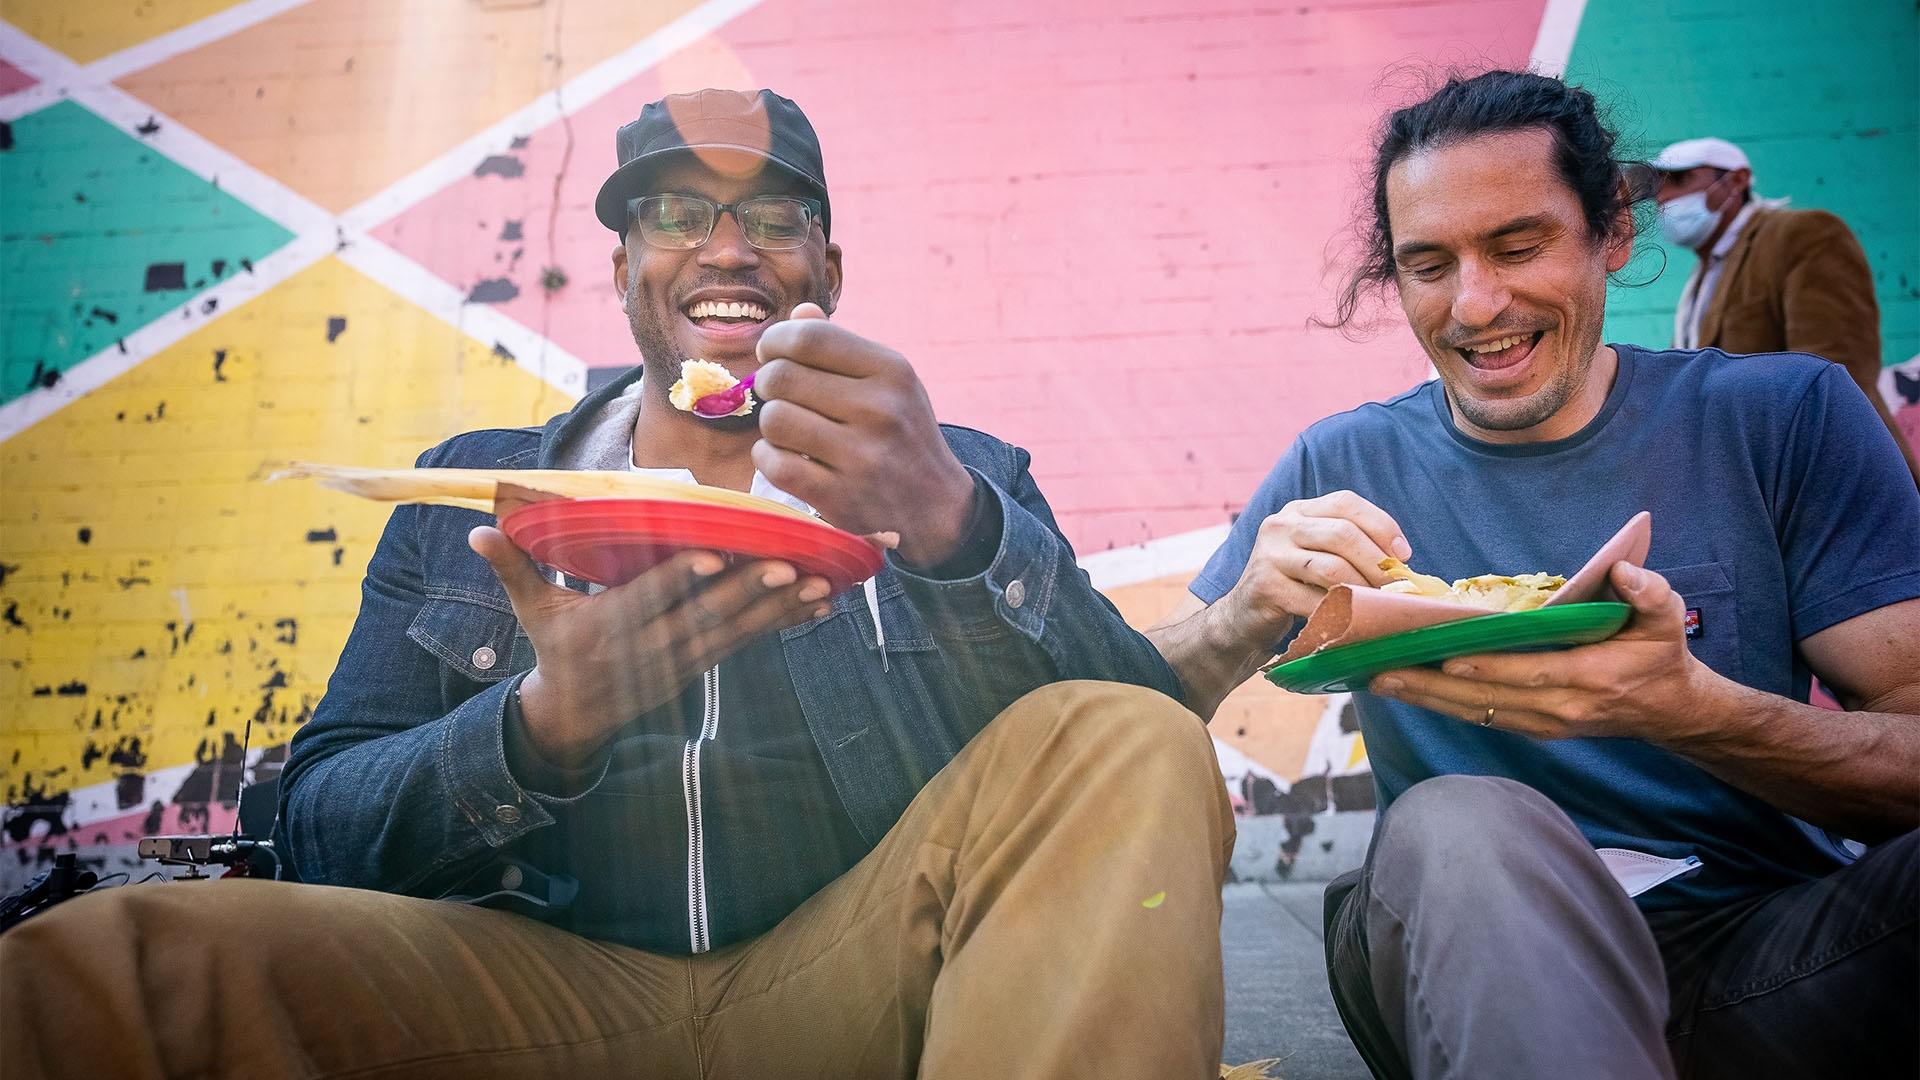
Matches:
[1218,490,1413,646]
[750,304,978,568]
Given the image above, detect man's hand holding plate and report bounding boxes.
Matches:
[470,527,831,768]
[1369,562,1718,742]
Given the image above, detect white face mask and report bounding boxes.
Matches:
[1658,189,1722,249]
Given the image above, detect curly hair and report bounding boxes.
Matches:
[1326,69,1639,329]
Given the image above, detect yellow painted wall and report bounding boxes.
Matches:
[2,257,571,817]
[3,0,252,65]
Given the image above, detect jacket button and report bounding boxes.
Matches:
[494,804,521,824]
[472,646,497,670]
[1004,579,1026,609]
[500,864,524,890]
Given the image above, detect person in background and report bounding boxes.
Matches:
[1652,136,1920,485]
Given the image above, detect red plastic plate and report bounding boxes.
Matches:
[500,497,884,594]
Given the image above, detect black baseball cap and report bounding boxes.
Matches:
[594,88,831,238]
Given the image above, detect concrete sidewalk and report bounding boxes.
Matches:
[1222,881,1371,1079]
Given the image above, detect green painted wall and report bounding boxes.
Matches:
[1,101,292,403]
[1565,0,1919,365]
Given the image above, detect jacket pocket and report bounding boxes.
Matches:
[408,595,527,682]
[783,574,938,655]
[1657,562,1743,683]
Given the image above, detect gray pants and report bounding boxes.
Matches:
[1324,775,1919,1080]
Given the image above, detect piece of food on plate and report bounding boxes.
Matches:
[1378,557,1565,612]
[669,359,754,417]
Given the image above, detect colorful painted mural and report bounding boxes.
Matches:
[1566,0,1919,366]
[3,0,1915,892]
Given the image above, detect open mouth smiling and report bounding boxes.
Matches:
[685,299,770,324]
[679,290,775,343]
[1456,330,1545,371]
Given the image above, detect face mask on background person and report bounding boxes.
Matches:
[1658,173,1731,249]
[1658,191,1720,248]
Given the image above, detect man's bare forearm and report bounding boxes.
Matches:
[1665,672,1920,842]
[1147,602,1287,721]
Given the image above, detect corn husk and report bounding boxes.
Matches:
[272,463,815,522]
[1377,557,1452,597]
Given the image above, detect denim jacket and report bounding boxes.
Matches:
[279,370,1185,907]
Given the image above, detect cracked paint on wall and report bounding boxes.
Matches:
[4,0,1911,895]
[0,257,571,883]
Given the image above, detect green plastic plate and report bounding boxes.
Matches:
[1264,602,1632,695]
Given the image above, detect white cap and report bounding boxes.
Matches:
[1650,137,1750,173]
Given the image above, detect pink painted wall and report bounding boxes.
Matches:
[377,0,1547,553]
[4,0,1549,891]
[0,57,34,96]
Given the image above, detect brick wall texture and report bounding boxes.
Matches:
[3,0,1914,891]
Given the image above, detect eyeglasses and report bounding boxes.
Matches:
[626,194,823,251]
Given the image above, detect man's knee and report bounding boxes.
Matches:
[997,680,1213,774]
[4,878,432,987]
[5,876,193,959]
[4,878,304,968]
[1377,774,1568,854]
[0,880,299,1052]
[1371,775,1597,908]
[986,681,1227,843]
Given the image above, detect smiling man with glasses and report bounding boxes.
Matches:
[0,89,1234,1080]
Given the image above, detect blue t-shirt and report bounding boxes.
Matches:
[1192,345,1920,910]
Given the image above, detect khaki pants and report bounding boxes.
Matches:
[1,681,1234,1079]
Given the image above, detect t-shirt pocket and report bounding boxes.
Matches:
[1657,562,1743,683]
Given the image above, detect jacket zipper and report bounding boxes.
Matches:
[682,664,720,953]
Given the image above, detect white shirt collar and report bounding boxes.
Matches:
[626,443,816,517]
[615,376,816,515]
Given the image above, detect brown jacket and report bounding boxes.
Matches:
[1694,205,1879,370]
[1692,205,1919,484]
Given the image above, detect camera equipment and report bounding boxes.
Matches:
[2,650,285,935]
[0,853,100,932]
[135,834,278,879]
[133,694,284,881]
